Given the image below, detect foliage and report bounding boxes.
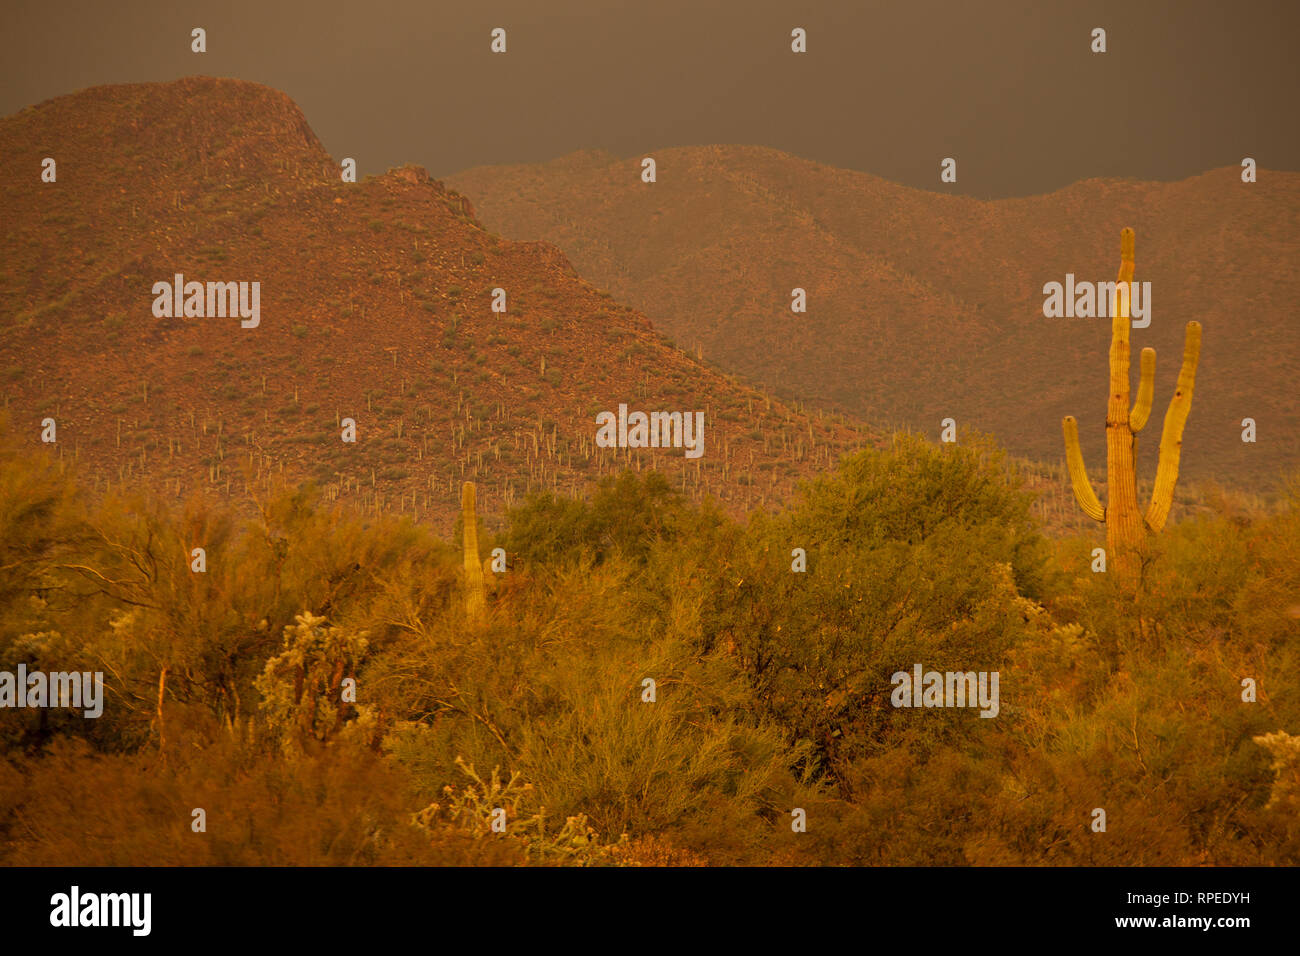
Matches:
[0,419,1296,866]
[501,470,691,567]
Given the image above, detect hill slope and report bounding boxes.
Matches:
[449,146,1300,491]
[0,80,866,527]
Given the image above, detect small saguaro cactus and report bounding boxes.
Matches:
[461,481,487,620]
[1062,228,1202,584]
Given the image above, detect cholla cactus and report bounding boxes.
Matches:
[412,756,621,865]
[1062,228,1202,584]
[254,610,373,751]
[1253,731,1300,812]
[413,757,533,836]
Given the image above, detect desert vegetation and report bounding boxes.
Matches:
[1,420,1296,866]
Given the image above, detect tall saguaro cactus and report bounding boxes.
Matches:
[461,481,486,621]
[1062,228,1202,584]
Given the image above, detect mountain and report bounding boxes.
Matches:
[448,146,1300,491]
[0,80,868,528]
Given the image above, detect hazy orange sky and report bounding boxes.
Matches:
[1,0,1296,195]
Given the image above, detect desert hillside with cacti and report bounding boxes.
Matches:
[449,146,1300,491]
[0,79,869,531]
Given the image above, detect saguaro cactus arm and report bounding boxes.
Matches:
[462,482,486,620]
[1145,321,1202,533]
[1130,347,1156,433]
[1062,416,1106,522]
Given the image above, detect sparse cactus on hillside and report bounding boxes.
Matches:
[1062,228,1202,584]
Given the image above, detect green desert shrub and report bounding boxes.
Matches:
[0,417,1296,866]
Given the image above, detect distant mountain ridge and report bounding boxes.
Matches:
[0,79,867,527]
[448,146,1300,491]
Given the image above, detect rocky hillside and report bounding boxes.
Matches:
[0,80,869,529]
[450,146,1300,491]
